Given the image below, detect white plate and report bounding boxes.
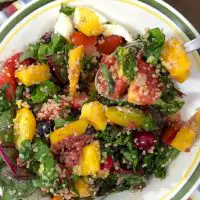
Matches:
[0,0,199,199]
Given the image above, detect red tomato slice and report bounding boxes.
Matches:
[97,35,124,55]
[128,59,163,105]
[0,52,35,100]
[101,54,118,69]
[113,77,128,98]
[162,121,182,145]
[0,53,22,100]
[70,93,88,109]
[96,55,119,96]
[71,32,97,56]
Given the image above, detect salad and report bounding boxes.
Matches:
[0,3,200,200]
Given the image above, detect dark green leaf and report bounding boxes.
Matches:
[119,173,147,189]
[154,168,166,179]
[0,165,36,200]
[94,174,118,196]
[158,64,182,102]
[15,85,24,100]
[101,64,114,93]
[47,54,68,83]
[142,154,155,175]
[54,116,76,128]
[19,43,40,62]
[54,118,68,128]
[0,84,12,114]
[144,28,165,65]
[142,115,156,131]
[60,3,75,16]
[82,56,97,77]
[153,98,184,115]
[51,33,66,53]
[0,109,13,132]
[19,140,33,161]
[32,138,58,187]
[30,80,60,104]
[121,149,138,168]
[154,144,179,179]
[38,43,54,63]
[72,174,79,182]
[0,109,14,138]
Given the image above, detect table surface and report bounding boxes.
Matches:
[166,0,200,32]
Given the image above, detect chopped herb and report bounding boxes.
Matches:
[153,98,184,115]
[54,116,76,128]
[15,85,24,100]
[101,64,114,93]
[72,174,79,182]
[0,85,15,143]
[38,43,54,63]
[19,140,33,161]
[142,115,156,131]
[30,80,60,104]
[60,4,75,16]
[143,28,165,65]
[19,43,40,62]
[116,46,136,81]
[20,33,67,63]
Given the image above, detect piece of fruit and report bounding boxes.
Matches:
[80,101,107,131]
[50,119,88,145]
[128,59,162,105]
[14,108,36,149]
[134,131,156,151]
[101,155,113,171]
[74,141,100,176]
[73,7,105,36]
[15,64,51,86]
[68,46,84,97]
[105,106,146,128]
[113,77,128,98]
[0,64,16,101]
[103,24,133,43]
[161,37,191,83]
[36,121,53,137]
[96,55,119,97]
[54,13,74,40]
[71,32,97,56]
[0,53,25,100]
[162,121,182,145]
[97,35,124,55]
[75,178,91,198]
[51,196,62,200]
[171,110,200,151]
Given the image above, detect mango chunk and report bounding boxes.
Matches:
[14,108,36,149]
[105,106,145,128]
[75,178,91,198]
[80,101,107,131]
[74,141,100,176]
[68,46,84,97]
[15,64,51,86]
[50,119,88,145]
[161,37,191,83]
[171,110,200,151]
[74,7,104,36]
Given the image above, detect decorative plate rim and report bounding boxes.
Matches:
[0,0,199,200]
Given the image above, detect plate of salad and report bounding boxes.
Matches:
[0,0,200,200]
